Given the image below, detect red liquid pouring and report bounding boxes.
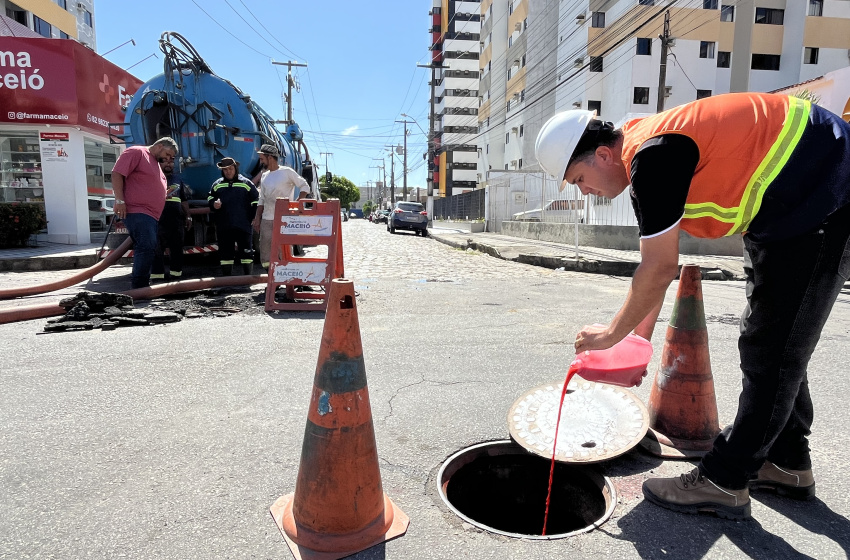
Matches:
[541,363,579,536]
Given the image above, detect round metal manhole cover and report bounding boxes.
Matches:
[508,380,649,464]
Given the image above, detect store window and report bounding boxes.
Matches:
[1,131,44,207]
[84,139,119,232]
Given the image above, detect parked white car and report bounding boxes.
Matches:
[512,199,585,223]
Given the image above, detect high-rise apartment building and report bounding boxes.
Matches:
[430,0,481,197]
[2,0,96,48]
[479,0,850,182]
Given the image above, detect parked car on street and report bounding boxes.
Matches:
[88,196,115,231]
[340,209,349,222]
[512,199,585,223]
[387,201,428,236]
[375,210,391,224]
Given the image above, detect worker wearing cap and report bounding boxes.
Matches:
[209,157,258,276]
[151,154,191,282]
[535,92,850,520]
[251,143,309,270]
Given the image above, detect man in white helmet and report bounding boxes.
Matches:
[535,92,850,520]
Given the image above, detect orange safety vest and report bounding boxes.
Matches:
[620,92,811,238]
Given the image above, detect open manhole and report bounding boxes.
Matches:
[437,440,616,539]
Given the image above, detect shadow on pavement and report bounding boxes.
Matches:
[612,499,818,559]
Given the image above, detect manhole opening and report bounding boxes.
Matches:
[438,441,615,539]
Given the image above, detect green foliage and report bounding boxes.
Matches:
[319,174,360,209]
[792,88,821,105]
[362,200,375,215]
[0,203,47,248]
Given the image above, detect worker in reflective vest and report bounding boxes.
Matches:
[535,92,850,520]
[152,155,191,281]
[209,157,259,276]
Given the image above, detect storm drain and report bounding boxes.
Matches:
[437,440,616,539]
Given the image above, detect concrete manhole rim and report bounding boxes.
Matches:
[508,380,650,464]
[436,440,618,540]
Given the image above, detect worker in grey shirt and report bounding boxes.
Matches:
[251,143,309,269]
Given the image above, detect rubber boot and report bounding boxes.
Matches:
[242,263,253,276]
[221,264,233,276]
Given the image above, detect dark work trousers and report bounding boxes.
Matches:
[152,219,184,279]
[700,204,850,490]
[218,227,253,274]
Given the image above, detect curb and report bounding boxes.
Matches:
[0,255,133,273]
[430,233,743,281]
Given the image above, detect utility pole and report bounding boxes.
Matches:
[371,158,386,208]
[319,151,333,188]
[384,145,398,206]
[656,10,671,113]
[417,63,447,223]
[369,162,384,208]
[395,119,412,201]
[271,60,308,123]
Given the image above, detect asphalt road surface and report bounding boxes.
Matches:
[2,219,850,559]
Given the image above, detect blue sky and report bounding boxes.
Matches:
[96,0,433,194]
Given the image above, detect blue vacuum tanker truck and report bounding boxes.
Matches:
[111,32,318,249]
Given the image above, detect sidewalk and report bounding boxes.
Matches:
[428,226,746,281]
[0,241,104,272]
[0,228,746,280]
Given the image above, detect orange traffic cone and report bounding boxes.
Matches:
[639,264,721,459]
[270,278,409,560]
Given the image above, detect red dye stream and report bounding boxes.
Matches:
[541,363,579,536]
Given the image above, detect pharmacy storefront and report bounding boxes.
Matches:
[0,37,142,244]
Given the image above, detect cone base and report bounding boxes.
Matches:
[270,492,410,560]
[639,427,716,459]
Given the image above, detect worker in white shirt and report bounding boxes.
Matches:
[251,143,310,269]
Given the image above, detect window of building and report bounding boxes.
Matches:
[720,5,734,22]
[83,9,93,27]
[589,56,603,72]
[33,16,51,38]
[703,0,718,9]
[699,41,716,59]
[509,1,513,15]
[804,47,819,64]
[5,2,24,24]
[524,18,528,30]
[506,133,510,144]
[717,51,731,68]
[634,87,650,104]
[518,158,523,169]
[591,12,605,28]
[54,0,67,8]
[59,31,69,39]
[486,144,489,154]
[751,54,781,70]
[588,100,602,115]
[808,0,823,17]
[696,89,712,99]
[505,164,509,170]
[755,8,784,25]
[638,0,655,5]
[636,38,652,55]
[519,124,524,137]
[521,54,526,67]
[508,35,513,47]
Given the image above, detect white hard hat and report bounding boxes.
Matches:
[535,110,595,189]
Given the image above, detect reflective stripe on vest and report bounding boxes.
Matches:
[683,97,810,235]
[166,197,182,203]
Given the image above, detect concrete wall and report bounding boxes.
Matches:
[499,221,744,256]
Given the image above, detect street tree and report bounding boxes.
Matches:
[319,174,360,209]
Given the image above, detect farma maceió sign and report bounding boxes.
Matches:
[0,37,143,133]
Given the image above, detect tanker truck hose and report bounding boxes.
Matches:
[0,274,269,325]
[0,237,135,301]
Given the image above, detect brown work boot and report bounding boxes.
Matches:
[749,461,816,501]
[643,468,751,520]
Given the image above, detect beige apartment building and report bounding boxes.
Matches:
[477,0,850,185]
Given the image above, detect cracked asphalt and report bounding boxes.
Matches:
[2,219,850,559]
